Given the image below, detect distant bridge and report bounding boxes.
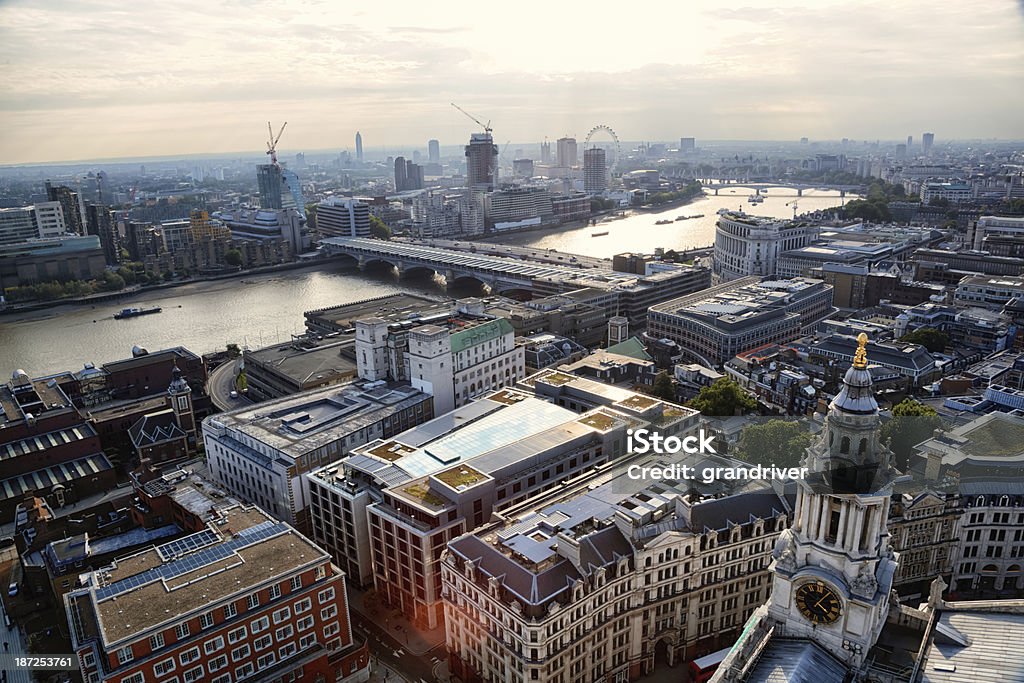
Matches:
[319,237,636,294]
[700,181,864,197]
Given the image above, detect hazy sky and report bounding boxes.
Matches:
[1,0,1022,164]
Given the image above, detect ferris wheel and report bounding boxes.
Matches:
[583,124,622,171]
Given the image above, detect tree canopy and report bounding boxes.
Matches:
[688,377,758,416]
[880,399,943,468]
[651,371,676,401]
[736,420,811,468]
[900,327,948,353]
[369,215,392,240]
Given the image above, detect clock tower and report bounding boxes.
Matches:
[765,334,899,668]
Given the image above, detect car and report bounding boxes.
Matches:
[229,390,238,398]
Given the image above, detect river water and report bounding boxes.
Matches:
[0,188,848,378]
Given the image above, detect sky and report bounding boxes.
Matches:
[0,0,1022,164]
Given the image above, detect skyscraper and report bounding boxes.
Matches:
[540,140,551,164]
[465,133,498,191]
[85,203,121,265]
[907,135,913,149]
[45,181,85,235]
[394,156,408,191]
[922,132,935,154]
[355,131,363,162]
[680,137,696,153]
[258,164,306,217]
[428,139,440,163]
[556,137,577,168]
[583,147,607,193]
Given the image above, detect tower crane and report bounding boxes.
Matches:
[266,121,288,167]
[450,103,492,134]
[786,197,800,217]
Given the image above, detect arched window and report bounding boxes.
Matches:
[841,436,850,454]
[858,438,868,456]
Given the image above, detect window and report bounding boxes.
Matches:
[223,602,237,620]
[183,666,204,683]
[247,593,260,609]
[155,658,176,676]
[150,633,165,651]
[290,576,302,591]
[299,633,316,649]
[269,584,282,600]
[208,655,228,672]
[294,598,311,614]
[272,607,291,624]
[200,612,215,629]
[175,623,190,640]
[254,634,273,651]
[82,652,96,667]
[117,646,134,665]
[257,653,276,670]
[315,566,326,580]
[318,587,335,604]
[251,616,270,634]
[210,675,232,683]
[231,643,251,662]
[276,625,294,640]
[121,674,145,683]
[227,626,247,644]
[204,636,225,655]
[297,615,314,631]
[179,647,200,665]
[321,605,338,620]
[279,642,296,659]
[236,663,254,679]
[324,622,340,638]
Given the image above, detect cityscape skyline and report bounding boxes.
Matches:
[1,0,1023,164]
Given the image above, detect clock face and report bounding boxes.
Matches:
[795,581,842,625]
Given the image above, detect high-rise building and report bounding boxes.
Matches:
[556,136,578,168]
[258,164,306,218]
[922,132,935,154]
[394,156,408,191]
[85,202,122,265]
[315,198,371,238]
[45,181,86,235]
[540,139,552,164]
[680,137,696,152]
[907,135,913,150]
[583,147,607,193]
[355,131,363,162]
[406,160,424,190]
[465,132,498,191]
[512,158,534,177]
[428,138,440,163]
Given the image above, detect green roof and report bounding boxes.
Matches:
[605,336,654,361]
[450,318,515,354]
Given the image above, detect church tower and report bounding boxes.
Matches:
[765,333,900,668]
[168,363,196,448]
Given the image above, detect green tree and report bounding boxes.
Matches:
[900,327,948,353]
[651,371,676,401]
[226,343,241,358]
[688,377,758,416]
[99,271,126,292]
[369,215,391,240]
[880,399,943,468]
[224,249,243,267]
[736,420,811,468]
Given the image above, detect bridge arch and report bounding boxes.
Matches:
[402,265,439,279]
[360,257,400,272]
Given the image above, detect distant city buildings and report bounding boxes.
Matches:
[315,198,371,238]
[465,132,498,191]
[556,136,578,168]
[923,131,935,154]
[680,136,696,153]
[355,131,363,162]
[428,138,440,163]
[394,156,424,192]
[583,147,607,193]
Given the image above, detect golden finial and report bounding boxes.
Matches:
[853,332,869,369]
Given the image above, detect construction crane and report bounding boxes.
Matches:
[266,121,288,167]
[786,197,800,218]
[450,102,491,134]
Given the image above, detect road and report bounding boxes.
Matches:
[207,358,252,412]
[351,611,445,683]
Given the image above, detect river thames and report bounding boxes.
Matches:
[0,188,848,378]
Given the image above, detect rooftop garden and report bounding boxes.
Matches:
[488,389,525,405]
[617,395,659,410]
[366,440,416,461]
[963,419,1024,458]
[436,466,487,488]
[537,370,577,386]
[402,482,448,507]
[578,411,618,431]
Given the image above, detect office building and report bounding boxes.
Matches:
[969,215,1024,250]
[808,334,938,384]
[442,448,786,681]
[355,131,363,162]
[954,275,1024,310]
[0,235,107,289]
[512,158,535,178]
[483,186,554,230]
[203,380,434,530]
[465,132,498,191]
[428,139,440,163]
[45,181,86,235]
[922,132,935,154]
[647,276,835,366]
[584,147,607,193]
[540,140,551,164]
[713,211,819,282]
[242,337,358,401]
[307,373,701,630]
[211,207,309,255]
[34,201,68,238]
[920,181,972,203]
[394,157,424,192]
[680,137,696,152]
[315,198,371,238]
[556,136,578,168]
[258,164,306,217]
[0,203,69,244]
[394,156,408,192]
[85,203,122,265]
[65,504,369,683]
[411,188,485,238]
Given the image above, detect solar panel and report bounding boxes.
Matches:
[157,529,220,561]
[96,520,287,601]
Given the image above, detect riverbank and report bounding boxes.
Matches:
[0,256,354,322]
[0,257,357,325]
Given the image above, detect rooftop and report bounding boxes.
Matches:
[244,337,357,387]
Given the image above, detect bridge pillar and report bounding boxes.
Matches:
[840,189,846,198]
[714,188,719,196]
[797,188,803,197]
[357,255,367,270]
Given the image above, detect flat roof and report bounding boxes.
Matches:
[304,293,452,329]
[245,338,357,386]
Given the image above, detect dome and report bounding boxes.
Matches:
[830,333,878,415]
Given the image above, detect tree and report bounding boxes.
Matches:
[736,420,811,468]
[688,377,758,416]
[226,343,241,358]
[900,327,948,353]
[880,399,943,469]
[651,371,676,401]
[98,270,126,292]
[224,249,243,267]
[369,215,391,240]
